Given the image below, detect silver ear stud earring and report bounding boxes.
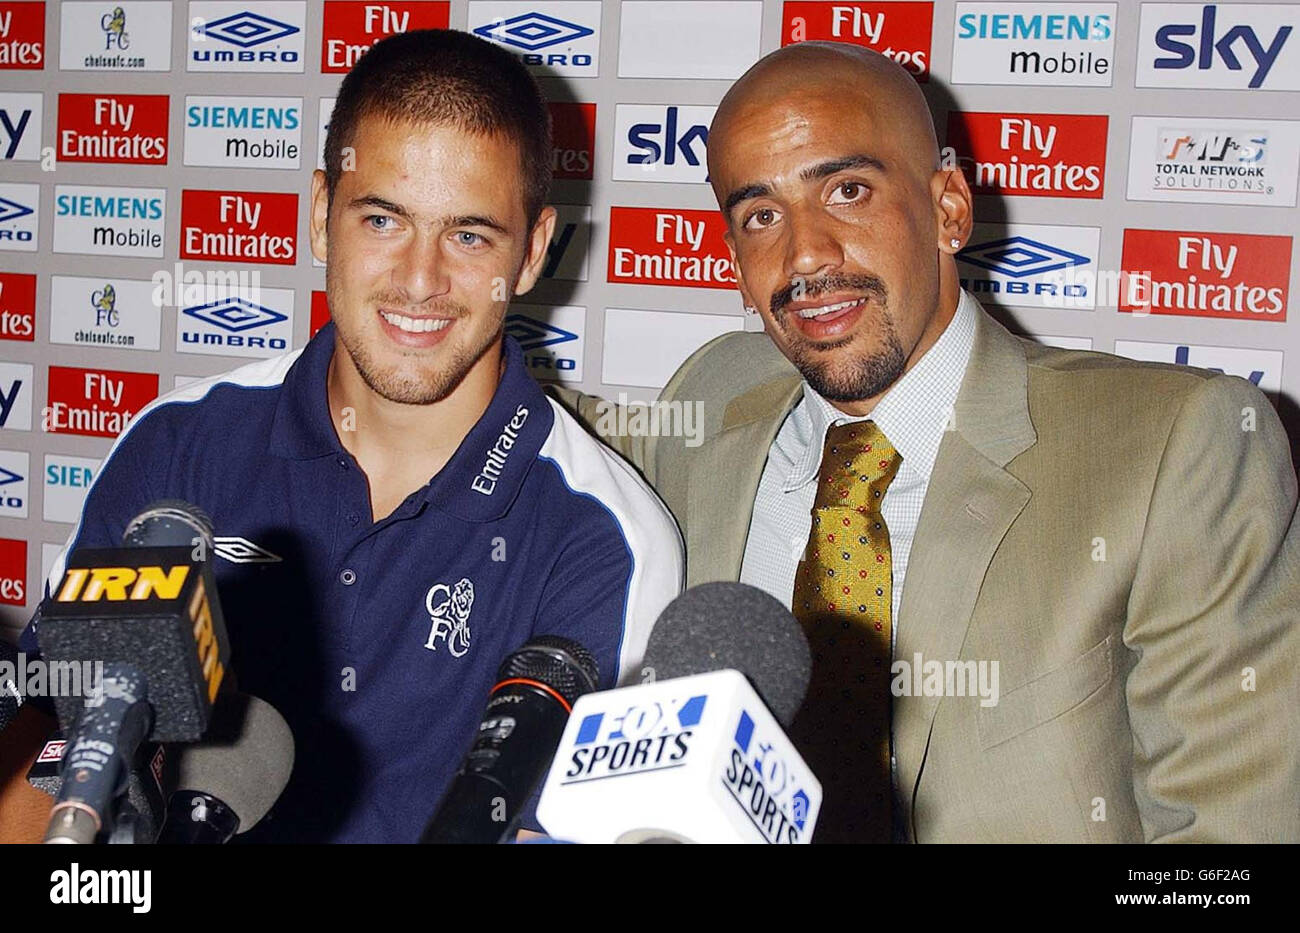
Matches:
[950,237,962,249]
[744,305,758,315]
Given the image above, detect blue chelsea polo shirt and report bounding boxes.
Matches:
[25,323,684,842]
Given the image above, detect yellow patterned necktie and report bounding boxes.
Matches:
[789,420,902,844]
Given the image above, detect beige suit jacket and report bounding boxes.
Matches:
[549,304,1300,842]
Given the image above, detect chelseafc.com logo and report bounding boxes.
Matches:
[504,314,578,351]
[101,6,129,51]
[91,283,119,327]
[957,236,1092,278]
[473,12,593,51]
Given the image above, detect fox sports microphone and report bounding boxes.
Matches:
[537,582,822,844]
[39,501,231,843]
[421,636,599,844]
[158,693,295,843]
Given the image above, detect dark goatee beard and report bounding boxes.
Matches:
[771,273,906,403]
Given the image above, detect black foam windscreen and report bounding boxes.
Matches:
[643,582,812,727]
[170,693,294,833]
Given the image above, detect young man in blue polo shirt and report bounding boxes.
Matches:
[24,31,683,842]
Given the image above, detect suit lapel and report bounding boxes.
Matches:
[686,376,802,587]
[892,308,1038,836]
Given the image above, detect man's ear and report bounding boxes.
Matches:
[724,229,759,313]
[309,169,330,264]
[514,206,558,297]
[933,168,973,254]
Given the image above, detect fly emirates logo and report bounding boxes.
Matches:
[948,112,1107,198]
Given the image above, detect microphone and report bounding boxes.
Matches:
[28,730,170,846]
[1,640,24,735]
[43,662,153,844]
[536,582,822,844]
[158,693,295,843]
[421,636,599,844]
[37,500,232,843]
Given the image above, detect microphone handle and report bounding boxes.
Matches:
[421,681,569,844]
[44,664,152,844]
[157,791,240,844]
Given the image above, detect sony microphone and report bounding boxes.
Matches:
[421,635,599,844]
[38,501,231,843]
[536,582,822,844]
[158,693,295,843]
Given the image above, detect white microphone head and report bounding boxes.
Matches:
[537,669,822,843]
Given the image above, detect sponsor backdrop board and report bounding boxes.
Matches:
[0,0,1298,635]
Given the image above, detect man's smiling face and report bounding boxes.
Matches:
[311,113,551,406]
[709,48,969,408]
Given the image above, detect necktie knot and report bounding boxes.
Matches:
[815,420,902,511]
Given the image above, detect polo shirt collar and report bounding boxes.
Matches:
[269,323,553,522]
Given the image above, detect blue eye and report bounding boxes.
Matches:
[456,231,485,247]
[367,215,394,230]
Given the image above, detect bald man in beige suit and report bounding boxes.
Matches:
[552,43,1300,843]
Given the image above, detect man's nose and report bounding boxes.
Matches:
[784,206,844,281]
[390,231,450,305]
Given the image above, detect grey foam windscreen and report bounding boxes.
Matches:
[643,582,812,727]
[172,693,295,833]
[122,500,215,550]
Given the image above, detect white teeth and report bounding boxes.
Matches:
[797,298,863,319]
[381,311,452,333]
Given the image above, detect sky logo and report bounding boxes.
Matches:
[1150,4,1294,89]
[184,297,287,332]
[504,314,578,351]
[199,11,301,47]
[616,104,716,183]
[957,236,1091,277]
[473,12,592,50]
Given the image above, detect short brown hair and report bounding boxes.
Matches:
[323,29,552,226]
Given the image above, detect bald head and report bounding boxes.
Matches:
[702,40,973,416]
[709,42,939,181]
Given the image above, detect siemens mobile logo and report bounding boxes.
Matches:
[951,3,1116,86]
[470,3,600,76]
[53,185,165,257]
[184,96,303,169]
[1138,3,1299,90]
[561,694,707,783]
[189,3,306,72]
